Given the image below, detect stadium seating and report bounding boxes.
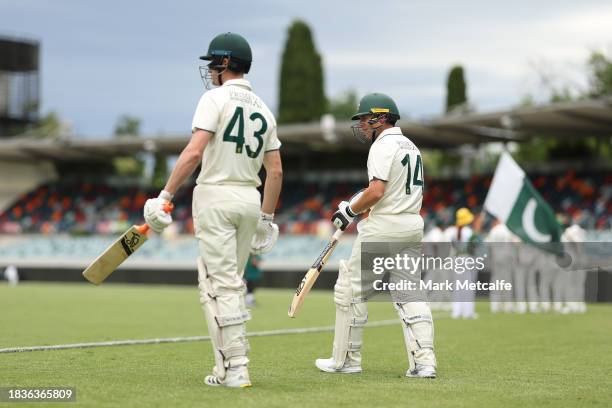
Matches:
[0,170,609,234]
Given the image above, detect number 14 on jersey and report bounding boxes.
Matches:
[401,153,424,194]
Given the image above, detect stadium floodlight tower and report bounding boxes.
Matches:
[0,35,40,136]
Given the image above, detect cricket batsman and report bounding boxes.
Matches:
[142,32,283,388]
[315,93,437,378]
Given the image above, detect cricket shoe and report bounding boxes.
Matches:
[315,358,362,374]
[515,302,527,314]
[406,364,437,379]
[528,302,540,313]
[204,366,252,388]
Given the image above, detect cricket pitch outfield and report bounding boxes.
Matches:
[1,283,610,407]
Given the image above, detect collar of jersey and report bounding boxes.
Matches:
[222,78,252,90]
[373,126,403,143]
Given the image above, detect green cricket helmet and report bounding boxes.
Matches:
[351,93,400,142]
[200,32,252,72]
[351,93,400,120]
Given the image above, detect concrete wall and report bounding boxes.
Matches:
[0,159,57,211]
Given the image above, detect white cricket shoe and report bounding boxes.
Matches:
[516,302,527,314]
[406,364,437,379]
[245,293,256,307]
[204,366,252,388]
[528,302,540,313]
[315,358,362,374]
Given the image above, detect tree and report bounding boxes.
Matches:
[445,65,468,113]
[152,153,168,189]
[113,114,144,177]
[587,51,612,97]
[31,111,63,139]
[114,115,141,137]
[327,90,358,120]
[278,20,326,123]
[515,49,612,163]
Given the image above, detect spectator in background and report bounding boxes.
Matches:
[3,265,19,287]
[244,254,262,307]
[486,217,517,313]
[448,208,480,319]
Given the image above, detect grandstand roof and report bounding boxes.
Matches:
[0,97,610,161]
[427,96,612,140]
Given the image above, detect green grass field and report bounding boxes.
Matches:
[1,283,611,408]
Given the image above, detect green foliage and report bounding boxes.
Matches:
[278,20,326,123]
[446,65,467,113]
[112,114,144,177]
[421,150,463,178]
[113,156,144,177]
[326,90,358,120]
[32,111,63,138]
[587,51,612,97]
[152,153,168,189]
[516,49,612,163]
[518,94,536,107]
[514,138,550,163]
[114,115,141,137]
[549,87,574,103]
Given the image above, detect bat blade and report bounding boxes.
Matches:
[288,229,343,318]
[287,267,319,318]
[82,224,149,285]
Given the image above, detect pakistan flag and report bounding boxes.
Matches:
[484,152,562,248]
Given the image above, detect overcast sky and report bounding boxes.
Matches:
[2,0,612,137]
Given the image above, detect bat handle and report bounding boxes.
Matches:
[332,228,343,240]
[137,202,174,234]
[136,224,150,234]
[163,202,174,213]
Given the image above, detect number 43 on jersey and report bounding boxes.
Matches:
[223,107,267,158]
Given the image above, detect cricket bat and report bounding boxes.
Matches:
[288,228,343,318]
[82,203,173,285]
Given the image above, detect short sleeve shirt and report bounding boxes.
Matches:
[191,79,280,187]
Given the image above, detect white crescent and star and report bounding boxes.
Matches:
[522,198,551,242]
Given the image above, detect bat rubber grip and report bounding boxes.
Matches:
[137,202,174,234]
[136,224,150,234]
[331,228,343,240]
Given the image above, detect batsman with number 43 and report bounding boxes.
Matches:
[139,32,283,389]
[312,93,438,378]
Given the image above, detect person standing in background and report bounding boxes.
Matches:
[244,254,262,307]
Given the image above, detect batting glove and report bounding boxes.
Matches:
[331,201,356,231]
[250,212,279,254]
[144,190,173,233]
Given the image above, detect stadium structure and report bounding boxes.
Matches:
[0,95,611,299]
[0,35,39,135]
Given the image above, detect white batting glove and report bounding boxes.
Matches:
[250,212,279,254]
[331,201,356,231]
[143,190,173,233]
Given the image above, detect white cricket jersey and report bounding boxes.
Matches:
[367,127,424,217]
[485,223,514,243]
[424,226,445,242]
[446,226,473,243]
[191,79,281,187]
[562,224,586,243]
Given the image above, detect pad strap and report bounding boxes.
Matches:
[216,311,251,327]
